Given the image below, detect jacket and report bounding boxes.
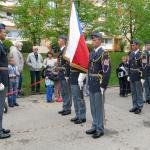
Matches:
[26,52,43,71]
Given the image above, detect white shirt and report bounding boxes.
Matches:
[94,45,102,52]
[134,49,139,55]
[43,58,57,68]
[60,46,65,51]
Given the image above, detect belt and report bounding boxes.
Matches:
[58,67,65,70]
[130,68,142,72]
[89,73,100,77]
[71,70,78,72]
[0,67,8,71]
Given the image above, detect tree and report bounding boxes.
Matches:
[101,0,150,46]
[13,0,102,43]
[13,0,52,45]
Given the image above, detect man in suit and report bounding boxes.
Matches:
[86,32,111,139]
[0,23,11,139]
[128,40,144,114]
[57,35,72,116]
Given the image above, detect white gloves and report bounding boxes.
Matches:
[78,73,87,89]
[65,77,69,81]
[127,77,130,82]
[141,79,145,84]
[0,83,5,91]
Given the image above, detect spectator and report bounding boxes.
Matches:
[26,46,43,94]
[43,52,58,100]
[9,41,24,97]
[116,56,128,97]
[8,57,20,107]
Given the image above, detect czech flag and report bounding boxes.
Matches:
[64,1,89,72]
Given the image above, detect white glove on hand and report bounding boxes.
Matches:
[0,83,5,91]
[78,81,84,90]
[65,77,69,81]
[78,73,87,90]
[127,77,130,82]
[141,79,145,84]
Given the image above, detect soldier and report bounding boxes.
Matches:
[0,23,11,139]
[70,68,86,124]
[85,32,111,139]
[128,40,144,114]
[142,41,150,104]
[57,35,72,116]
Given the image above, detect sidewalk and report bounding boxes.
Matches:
[0,87,150,150]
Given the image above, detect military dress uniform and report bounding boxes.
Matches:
[86,32,111,138]
[58,46,72,115]
[0,24,10,139]
[142,43,150,104]
[128,41,144,114]
[70,68,86,124]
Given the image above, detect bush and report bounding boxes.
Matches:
[120,41,126,52]
[3,40,13,52]
[22,41,33,53]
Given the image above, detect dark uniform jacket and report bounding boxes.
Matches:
[0,42,8,87]
[141,50,150,77]
[88,47,111,93]
[128,50,142,82]
[58,47,70,80]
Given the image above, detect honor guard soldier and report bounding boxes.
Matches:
[86,32,111,139]
[57,35,72,116]
[142,41,150,104]
[70,68,86,124]
[128,40,144,114]
[0,23,11,139]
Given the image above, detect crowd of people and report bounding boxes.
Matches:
[1,22,150,140]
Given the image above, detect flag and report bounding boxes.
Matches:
[64,1,89,72]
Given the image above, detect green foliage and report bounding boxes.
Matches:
[22,41,33,53]
[14,0,52,45]
[101,0,150,44]
[119,41,126,52]
[3,40,13,52]
[13,0,102,43]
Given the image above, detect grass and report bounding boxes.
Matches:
[22,52,127,95]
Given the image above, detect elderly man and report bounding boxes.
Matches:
[9,41,24,97]
[26,46,43,94]
[0,23,11,139]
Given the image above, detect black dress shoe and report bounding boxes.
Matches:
[134,109,142,114]
[86,128,96,135]
[146,100,150,104]
[58,110,65,114]
[70,117,78,122]
[129,107,137,112]
[92,132,104,139]
[61,110,71,116]
[74,119,86,124]
[0,133,10,139]
[9,105,14,108]
[14,103,19,106]
[3,129,10,134]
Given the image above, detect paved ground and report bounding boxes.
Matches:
[0,87,150,150]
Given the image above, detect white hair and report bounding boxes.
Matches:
[14,41,23,47]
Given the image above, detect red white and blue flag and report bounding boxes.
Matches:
[64,1,89,72]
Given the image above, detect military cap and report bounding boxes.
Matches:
[0,23,6,30]
[91,32,103,39]
[131,40,140,45]
[59,35,67,41]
